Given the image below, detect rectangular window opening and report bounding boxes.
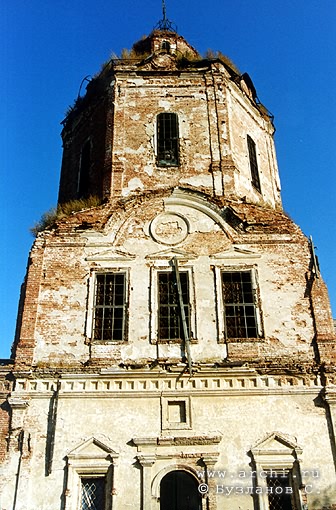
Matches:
[266,472,294,510]
[247,135,261,192]
[168,401,187,423]
[81,477,106,510]
[158,270,190,340]
[93,273,126,341]
[157,113,179,166]
[222,271,258,339]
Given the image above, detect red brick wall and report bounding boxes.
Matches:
[58,94,112,204]
[0,368,12,462]
[310,276,336,363]
[12,240,45,369]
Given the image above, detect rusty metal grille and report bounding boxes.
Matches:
[158,271,190,340]
[267,474,293,510]
[93,273,126,341]
[157,113,179,166]
[81,477,105,510]
[247,135,261,192]
[222,271,258,338]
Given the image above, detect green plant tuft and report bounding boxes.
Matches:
[119,47,150,61]
[205,49,240,74]
[30,196,103,236]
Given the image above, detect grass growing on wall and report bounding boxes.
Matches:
[30,196,103,236]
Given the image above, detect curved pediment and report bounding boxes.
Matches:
[165,188,237,240]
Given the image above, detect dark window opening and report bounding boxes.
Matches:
[161,40,171,52]
[222,271,258,338]
[157,113,179,166]
[81,477,105,510]
[93,273,126,341]
[247,135,261,192]
[78,140,91,198]
[158,271,190,340]
[266,473,294,510]
[160,470,202,510]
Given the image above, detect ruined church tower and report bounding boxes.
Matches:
[1,14,336,510]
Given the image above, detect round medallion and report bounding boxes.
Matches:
[149,212,189,245]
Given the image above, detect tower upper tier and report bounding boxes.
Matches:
[58,30,281,209]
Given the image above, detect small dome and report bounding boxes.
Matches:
[132,30,199,58]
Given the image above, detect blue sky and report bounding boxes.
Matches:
[1,0,335,358]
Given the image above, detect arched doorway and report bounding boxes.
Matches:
[160,470,202,510]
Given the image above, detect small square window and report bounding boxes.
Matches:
[168,401,187,423]
[162,397,191,430]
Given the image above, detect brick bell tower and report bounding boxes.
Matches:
[58,22,280,209]
[1,9,336,510]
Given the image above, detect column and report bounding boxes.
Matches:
[202,453,219,510]
[137,454,156,510]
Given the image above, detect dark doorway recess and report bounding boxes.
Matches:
[160,470,202,510]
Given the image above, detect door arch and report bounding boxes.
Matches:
[160,469,202,510]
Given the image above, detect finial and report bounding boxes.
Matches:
[154,0,177,32]
[162,0,167,22]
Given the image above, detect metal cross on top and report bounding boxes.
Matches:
[155,0,177,32]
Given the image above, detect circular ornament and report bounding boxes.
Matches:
[149,212,189,245]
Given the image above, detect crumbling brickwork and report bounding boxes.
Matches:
[11,194,323,369]
[59,31,281,209]
[0,390,10,463]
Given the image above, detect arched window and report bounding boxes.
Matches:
[161,40,171,52]
[160,470,201,510]
[157,113,179,166]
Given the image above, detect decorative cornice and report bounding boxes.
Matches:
[7,397,29,409]
[11,370,322,399]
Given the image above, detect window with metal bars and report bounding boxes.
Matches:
[266,473,294,510]
[93,273,126,341]
[247,135,261,192]
[158,271,190,340]
[81,477,105,510]
[157,113,179,166]
[221,271,258,338]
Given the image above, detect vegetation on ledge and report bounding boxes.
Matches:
[30,196,103,236]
